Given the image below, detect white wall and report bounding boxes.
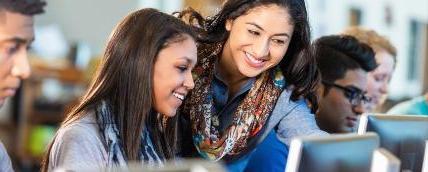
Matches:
[33,0,184,59]
[307,0,428,99]
[35,0,140,56]
[139,0,183,14]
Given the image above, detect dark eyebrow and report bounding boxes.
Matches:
[2,37,35,45]
[345,85,364,93]
[246,22,265,31]
[179,56,196,67]
[245,22,291,38]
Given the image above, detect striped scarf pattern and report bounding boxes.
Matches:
[95,101,163,167]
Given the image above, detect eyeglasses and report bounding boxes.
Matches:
[322,81,371,107]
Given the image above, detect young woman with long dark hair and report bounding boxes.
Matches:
[178,0,326,170]
[41,8,197,171]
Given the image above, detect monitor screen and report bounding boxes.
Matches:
[423,141,428,172]
[358,114,428,172]
[286,133,379,172]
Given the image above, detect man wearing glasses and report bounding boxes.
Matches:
[243,35,377,171]
[314,35,377,133]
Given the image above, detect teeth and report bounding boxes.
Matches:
[173,92,185,101]
[245,52,264,64]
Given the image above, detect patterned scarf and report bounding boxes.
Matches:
[183,43,285,161]
[95,101,164,167]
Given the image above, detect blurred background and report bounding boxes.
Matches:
[0,0,426,171]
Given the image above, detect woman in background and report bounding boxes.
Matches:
[178,0,326,171]
[342,26,397,112]
[41,8,197,171]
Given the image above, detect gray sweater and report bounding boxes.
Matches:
[0,141,13,172]
[48,113,108,171]
[235,89,328,161]
[265,89,327,145]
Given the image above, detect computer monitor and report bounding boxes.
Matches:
[358,114,428,172]
[371,148,401,172]
[423,141,428,172]
[285,132,379,172]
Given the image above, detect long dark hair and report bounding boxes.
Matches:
[41,8,196,171]
[179,0,320,111]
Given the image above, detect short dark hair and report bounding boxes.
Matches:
[0,0,46,16]
[314,35,377,84]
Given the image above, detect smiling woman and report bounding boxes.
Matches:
[40,8,197,171]
[153,36,197,117]
[177,0,326,171]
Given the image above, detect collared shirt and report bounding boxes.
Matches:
[212,71,255,132]
[211,68,267,164]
